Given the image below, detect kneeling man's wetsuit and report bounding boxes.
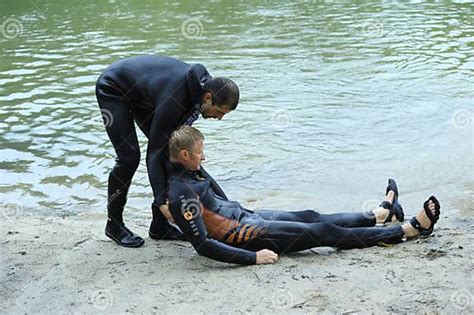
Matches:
[168,163,405,265]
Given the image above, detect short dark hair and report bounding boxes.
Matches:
[203,77,239,110]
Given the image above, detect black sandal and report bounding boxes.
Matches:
[409,196,441,236]
[379,178,405,223]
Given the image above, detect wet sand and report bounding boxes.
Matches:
[1,207,473,314]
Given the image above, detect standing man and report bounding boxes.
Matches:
[95,55,239,248]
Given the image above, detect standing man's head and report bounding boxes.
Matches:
[201,77,239,120]
[169,126,205,171]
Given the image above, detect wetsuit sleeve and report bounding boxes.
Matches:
[169,185,257,265]
[146,92,188,206]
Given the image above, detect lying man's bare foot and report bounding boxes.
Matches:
[402,196,441,238]
[374,179,405,224]
[374,191,397,224]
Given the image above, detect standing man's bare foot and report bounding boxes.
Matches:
[402,196,441,238]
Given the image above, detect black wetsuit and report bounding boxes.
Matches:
[95,55,222,223]
[168,163,405,265]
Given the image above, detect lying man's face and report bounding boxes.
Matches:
[180,140,205,171]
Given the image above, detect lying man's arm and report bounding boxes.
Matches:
[169,184,258,265]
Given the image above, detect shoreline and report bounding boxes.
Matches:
[1,211,473,314]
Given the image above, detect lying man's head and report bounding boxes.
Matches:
[169,126,205,171]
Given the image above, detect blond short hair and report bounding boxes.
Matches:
[169,126,204,162]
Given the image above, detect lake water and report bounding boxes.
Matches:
[1,0,473,220]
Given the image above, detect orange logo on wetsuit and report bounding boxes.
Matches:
[180,197,202,221]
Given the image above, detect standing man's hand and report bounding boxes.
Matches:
[256,249,278,264]
[159,201,174,223]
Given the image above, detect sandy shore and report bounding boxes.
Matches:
[1,209,473,314]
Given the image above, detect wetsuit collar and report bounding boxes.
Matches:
[186,64,211,107]
[170,162,204,179]
[183,64,212,126]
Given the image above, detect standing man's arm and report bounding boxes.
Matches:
[147,92,188,208]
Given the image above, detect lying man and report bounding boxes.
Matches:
[164,126,441,265]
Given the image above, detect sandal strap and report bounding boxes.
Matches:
[382,179,404,224]
[380,201,395,223]
[409,217,421,230]
[381,200,404,224]
[380,200,392,210]
[409,216,433,236]
[423,195,441,224]
[392,201,404,222]
[386,178,399,198]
